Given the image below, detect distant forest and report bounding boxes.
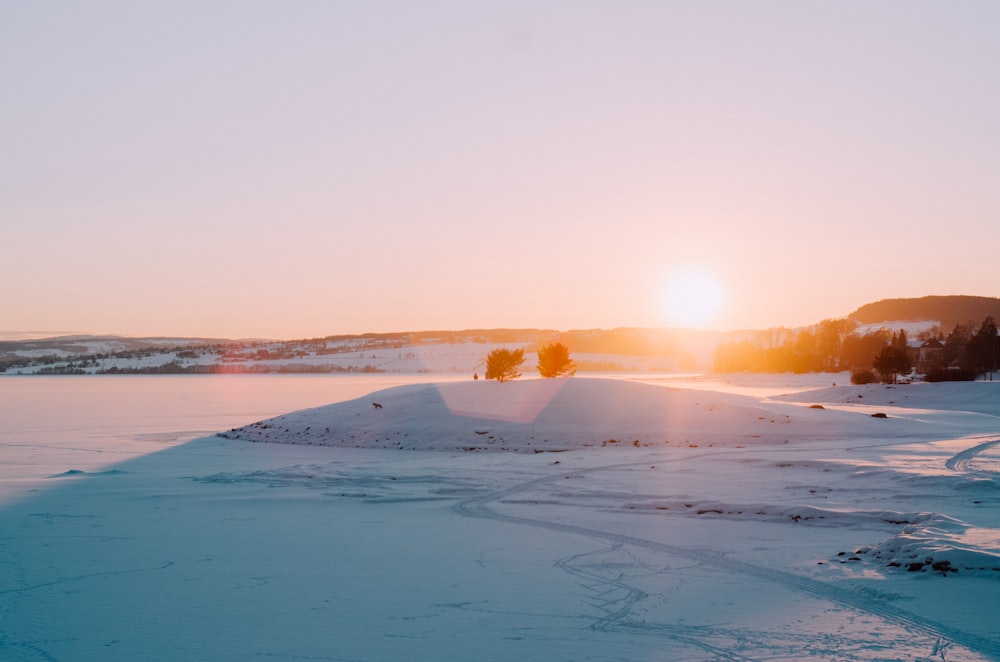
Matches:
[715,296,1000,382]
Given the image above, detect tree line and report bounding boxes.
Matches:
[713,317,1000,383]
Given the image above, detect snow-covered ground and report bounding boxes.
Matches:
[1,374,999,660]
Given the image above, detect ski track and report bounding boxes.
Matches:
[454,460,1000,661]
[946,437,1000,474]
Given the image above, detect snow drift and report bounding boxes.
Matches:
[218,377,905,452]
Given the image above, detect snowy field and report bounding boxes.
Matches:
[1,374,999,661]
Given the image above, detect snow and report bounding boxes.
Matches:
[2,375,999,660]
[854,320,941,336]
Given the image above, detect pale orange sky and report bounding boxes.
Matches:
[3,2,999,340]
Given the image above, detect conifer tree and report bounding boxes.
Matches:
[484,348,525,383]
[965,317,999,380]
[873,330,912,383]
[537,342,577,378]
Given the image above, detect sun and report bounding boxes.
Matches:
[662,267,727,328]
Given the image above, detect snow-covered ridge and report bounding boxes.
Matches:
[218,378,895,452]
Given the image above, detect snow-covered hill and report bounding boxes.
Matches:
[220,377,910,452]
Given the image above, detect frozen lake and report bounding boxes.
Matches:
[2,374,999,661]
[0,374,459,503]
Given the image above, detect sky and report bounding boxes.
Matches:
[3,1,999,340]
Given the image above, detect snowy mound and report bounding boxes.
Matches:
[218,378,899,452]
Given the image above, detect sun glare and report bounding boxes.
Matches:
[663,268,727,328]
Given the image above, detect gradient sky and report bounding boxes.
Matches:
[3,1,999,339]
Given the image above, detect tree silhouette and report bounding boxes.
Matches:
[537,342,576,378]
[872,330,912,384]
[484,347,525,383]
[964,316,999,380]
[945,322,973,369]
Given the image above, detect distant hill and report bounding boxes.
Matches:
[0,327,723,375]
[849,296,1000,330]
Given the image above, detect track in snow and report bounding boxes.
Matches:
[946,437,1000,474]
[454,460,1000,660]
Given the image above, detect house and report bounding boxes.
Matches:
[914,338,944,372]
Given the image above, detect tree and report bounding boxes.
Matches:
[537,342,577,378]
[841,329,891,371]
[945,322,972,366]
[872,330,912,384]
[484,347,525,383]
[964,317,999,380]
[815,318,858,371]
